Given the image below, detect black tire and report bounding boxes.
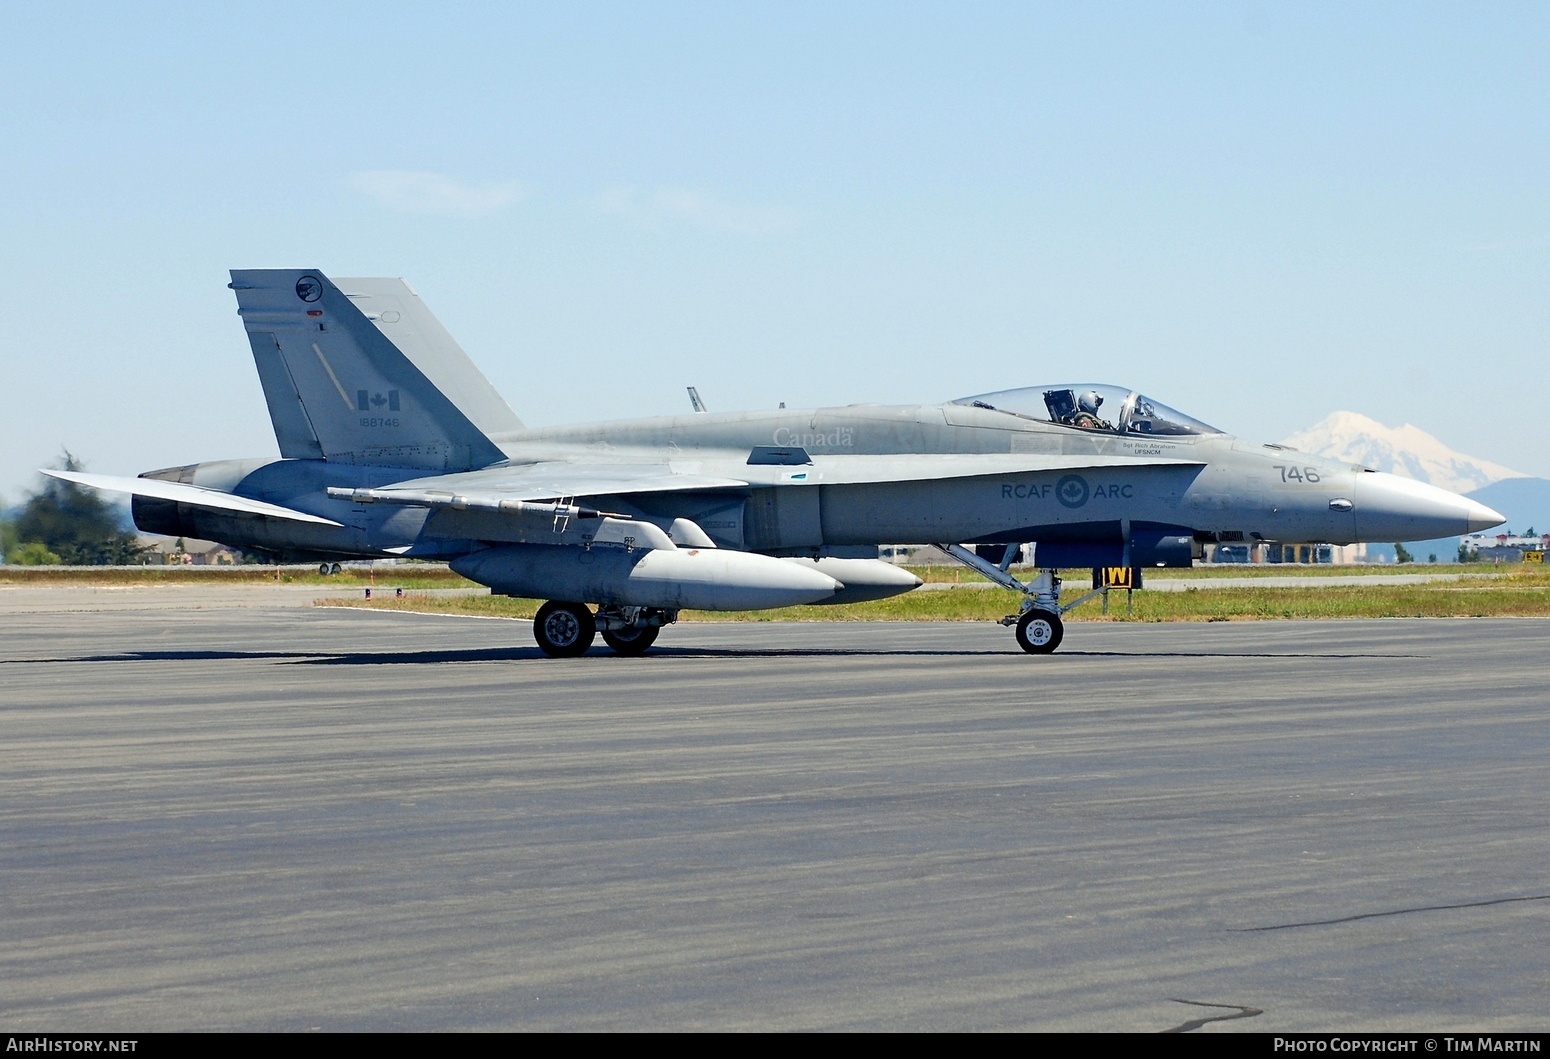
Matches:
[329,562,342,575]
[601,623,660,656]
[318,562,331,576]
[1015,609,1064,654]
[534,601,597,658]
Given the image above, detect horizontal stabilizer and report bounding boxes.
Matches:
[42,470,343,526]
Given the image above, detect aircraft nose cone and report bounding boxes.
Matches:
[1465,499,1506,534]
[1353,472,1500,542]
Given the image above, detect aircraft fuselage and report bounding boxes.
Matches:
[132,400,1484,566]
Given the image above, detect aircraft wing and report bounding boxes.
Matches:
[338,462,753,506]
[41,470,345,527]
[329,452,1202,508]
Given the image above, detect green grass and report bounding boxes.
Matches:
[0,563,475,589]
[11,558,1545,622]
[910,562,1509,582]
[317,565,1550,623]
[1,560,1501,587]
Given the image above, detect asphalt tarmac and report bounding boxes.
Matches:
[2,598,1548,1031]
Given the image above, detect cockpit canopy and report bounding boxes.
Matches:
[951,384,1222,437]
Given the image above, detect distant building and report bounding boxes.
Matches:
[137,535,243,566]
[887,541,1373,567]
[1206,542,1363,565]
[1460,532,1549,563]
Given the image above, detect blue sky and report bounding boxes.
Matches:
[2,2,1547,504]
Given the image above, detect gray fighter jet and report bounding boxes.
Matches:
[50,269,1505,656]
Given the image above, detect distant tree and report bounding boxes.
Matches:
[1394,542,1414,564]
[1526,526,1537,537]
[14,452,146,565]
[0,502,16,561]
[1458,543,1478,563]
[9,541,62,565]
[1428,553,1437,564]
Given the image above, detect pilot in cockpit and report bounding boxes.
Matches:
[1071,390,1113,430]
[1043,388,1116,431]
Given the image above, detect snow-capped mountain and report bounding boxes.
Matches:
[1280,412,1526,495]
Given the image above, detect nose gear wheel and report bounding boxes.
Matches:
[1015,609,1063,654]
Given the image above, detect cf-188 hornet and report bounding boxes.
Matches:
[51,269,1505,656]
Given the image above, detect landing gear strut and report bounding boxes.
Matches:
[596,605,674,656]
[939,544,1103,655]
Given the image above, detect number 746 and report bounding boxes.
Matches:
[1274,465,1321,484]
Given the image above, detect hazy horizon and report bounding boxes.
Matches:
[3,2,1546,504]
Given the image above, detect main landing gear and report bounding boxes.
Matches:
[533,601,595,657]
[531,601,674,658]
[939,544,1105,656]
[600,621,659,656]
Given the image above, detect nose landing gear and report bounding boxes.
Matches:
[1015,609,1064,654]
[939,543,1103,655]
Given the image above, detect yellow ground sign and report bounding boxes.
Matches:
[1100,566,1137,589]
[1525,550,1544,564]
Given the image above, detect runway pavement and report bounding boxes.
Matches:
[0,582,480,613]
[2,596,1547,1030]
[918,571,1477,591]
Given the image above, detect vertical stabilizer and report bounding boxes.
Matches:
[334,277,523,437]
[230,269,507,472]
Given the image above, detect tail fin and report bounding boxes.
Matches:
[333,277,523,438]
[230,269,508,472]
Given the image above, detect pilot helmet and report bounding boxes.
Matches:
[1078,390,1103,414]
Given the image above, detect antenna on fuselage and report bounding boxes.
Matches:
[687,387,707,413]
